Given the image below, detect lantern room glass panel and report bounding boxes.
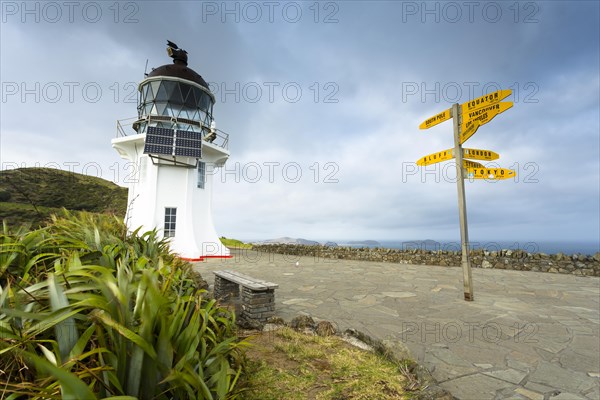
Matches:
[138,79,214,133]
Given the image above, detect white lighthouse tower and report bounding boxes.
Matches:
[112,41,230,261]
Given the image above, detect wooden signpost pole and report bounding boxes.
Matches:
[417,89,516,302]
[451,103,474,301]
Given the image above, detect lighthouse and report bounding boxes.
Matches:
[112,41,230,260]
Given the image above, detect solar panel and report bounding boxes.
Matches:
[145,144,173,155]
[174,147,201,158]
[144,127,202,159]
[147,126,174,138]
[144,126,175,156]
[146,135,174,145]
[176,138,199,148]
[177,130,202,140]
[174,129,202,158]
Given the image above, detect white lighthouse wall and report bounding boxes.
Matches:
[129,155,158,233]
[152,155,229,259]
[112,135,230,259]
[189,148,229,258]
[112,135,158,235]
[153,165,189,251]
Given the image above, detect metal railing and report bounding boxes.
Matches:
[116,117,138,138]
[115,116,230,151]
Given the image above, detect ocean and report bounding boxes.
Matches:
[336,240,600,256]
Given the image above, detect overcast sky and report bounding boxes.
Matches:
[1,1,599,247]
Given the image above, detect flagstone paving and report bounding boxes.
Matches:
[195,250,600,400]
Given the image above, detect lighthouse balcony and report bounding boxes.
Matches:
[116,115,229,151]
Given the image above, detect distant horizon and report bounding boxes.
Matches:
[242,236,600,245]
[239,236,600,255]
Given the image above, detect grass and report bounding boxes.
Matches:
[220,237,253,249]
[0,168,127,228]
[240,327,414,400]
[0,202,63,228]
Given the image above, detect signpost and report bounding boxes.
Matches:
[416,148,454,166]
[417,89,516,301]
[461,89,512,112]
[451,103,473,301]
[419,109,451,129]
[463,148,499,161]
[462,102,513,132]
[466,167,516,180]
[463,160,485,169]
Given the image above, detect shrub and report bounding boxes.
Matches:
[0,211,246,399]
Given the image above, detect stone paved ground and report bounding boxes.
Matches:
[195,250,600,400]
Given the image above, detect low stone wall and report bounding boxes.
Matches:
[252,244,600,277]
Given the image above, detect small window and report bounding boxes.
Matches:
[164,207,177,238]
[197,161,205,189]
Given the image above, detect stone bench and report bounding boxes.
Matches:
[213,269,278,325]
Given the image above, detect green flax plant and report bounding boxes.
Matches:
[0,211,246,399]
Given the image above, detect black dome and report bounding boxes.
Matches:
[147,63,209,89]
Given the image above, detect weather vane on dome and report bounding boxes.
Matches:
[166,40,188,66]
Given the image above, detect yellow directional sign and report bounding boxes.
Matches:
[419,109,451,130]
[417,150,491,168]
[463,160,484,169]
[416,148,454,166]
[460,120,480,144]
[461,89,512,113]
[463,148,499,161]
[462,102,513,132]
[465,167,516,180]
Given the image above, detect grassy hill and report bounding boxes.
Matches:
[219,236,253,249]
[0,168,127,227]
